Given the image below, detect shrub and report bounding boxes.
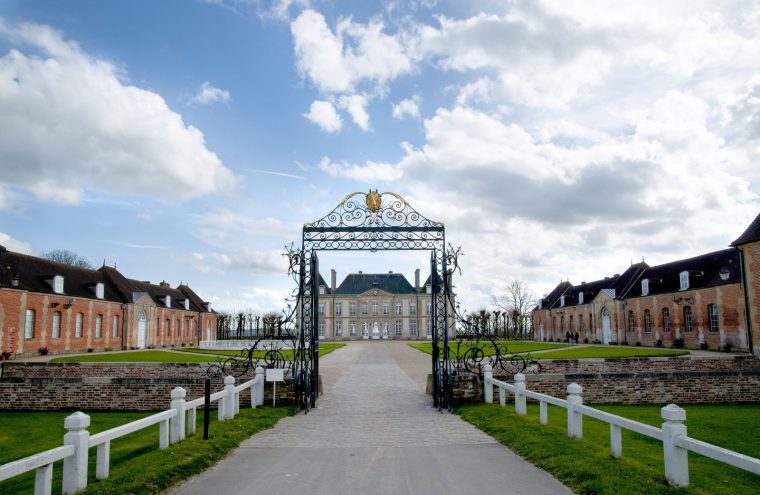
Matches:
[655,339,663,347]
[1,351,11,361]
[38,346,49,356]
[87,347,94,353]
[723,341,734,352]
[699,342,708,350]
[621,340,629,346]
[672,338,685,349]
[610,341,619,345]
[635,341,642,346]
[104,346,113,352]
[583,338,589,344]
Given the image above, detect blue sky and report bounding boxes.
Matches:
[1,0,759,313]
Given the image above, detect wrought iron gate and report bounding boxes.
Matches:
[286,190,456,411]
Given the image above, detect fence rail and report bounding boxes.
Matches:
[483,364,760,487]
[0,367,267,495]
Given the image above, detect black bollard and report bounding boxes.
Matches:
[203,378,211,440]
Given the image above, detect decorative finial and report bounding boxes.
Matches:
[366,189,381,213]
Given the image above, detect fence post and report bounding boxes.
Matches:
[255,366,265,407]
[539,401,548,425]
[566,383,583,439]
[35,463,53,495]
[187,406,197,436]
[514,373,526,416]
[662,404,689,487]
[483,364,493,404]
[224,375,236,420]
[610,424,622,458]
[62,411,90,494]
[170,387,187,444]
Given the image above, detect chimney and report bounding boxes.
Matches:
[415,269,420,289]
[331,269,336,291]
[159,280,170,288]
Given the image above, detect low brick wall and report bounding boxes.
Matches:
[450,355,760,405]
[0,362,301,411]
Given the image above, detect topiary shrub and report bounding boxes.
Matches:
[655,339,663,347]
[699,342,708,350]
[723,341,734,352]
[672,338,685,349]
[38,346,49,356]
[87,347,94,353]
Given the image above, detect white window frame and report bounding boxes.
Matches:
[52,311,61,339]
[335,320,342,337]
[641,278,649,296]
[708,304,719,333]
[410,303,417,315]
[318,320,325,337]
[683,306,693,333]
[75,313,83,338]
[335,302,342,316]
[426,302,432,315]
[95,314,102,339]
[112,315,119,338]
[560,295,565,307]
[372,302,379,315]
[164,296,171,308]
[53,275,64,294]
[383,302,389,315]
[361,302,368,315]
[426,319,432,337]
[318,303,325,316]
[319,286,326,295]
[95,283,104,300]
[350,321,356,336]
[184,299,190,311]
[25,309,35,339]
[578,292,584,304]
[349,302,356,316]
[679,271,689,291]
[644,309,651,333]
[410,320,418,336]
[663,308,671,333]
[395,320,402,336]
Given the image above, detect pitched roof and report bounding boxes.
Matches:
[557,277,619,308]
[732,211,760,246]
[178,284,214,313]
[334,272,417,295]
[0,248,124,302]
[540,281,572,309]
[100,266,205,311]
[625,248,741,298]
[612,261,649,298]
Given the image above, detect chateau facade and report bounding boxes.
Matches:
[0,246,217,357]
[314,269,455,340]
[532,211,760,355]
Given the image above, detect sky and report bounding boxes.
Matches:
[0,0,759,313]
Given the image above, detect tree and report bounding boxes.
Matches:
[494,280,536,338]
[40,249,94,269]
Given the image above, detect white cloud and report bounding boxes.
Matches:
[338,94,370,130]
[291,9,415,94]
[190,81,231,105]
[186,249,287,275]
[0,21,235,204]
[317,156,403,183]
[0,232,32,254]
[303,99,342,133]
[208,286,290,313]
[392,96,420,119]
[190,208,297,248]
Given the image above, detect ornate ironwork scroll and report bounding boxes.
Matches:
[292,190,454,412]
[206,331,298,379]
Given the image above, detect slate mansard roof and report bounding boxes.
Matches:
[624,248,741,298]
[0,245,211,311]
[333,272,417,295]
[0,248,123,302]
[732,211,760,247]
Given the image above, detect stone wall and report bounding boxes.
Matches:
[0,362,298,411]
[451,355,760,405]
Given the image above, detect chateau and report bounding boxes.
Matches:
[532,211,760,355]
[0,246,217,357]
[313,269,455,340]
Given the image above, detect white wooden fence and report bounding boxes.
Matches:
[483,364,760,487]
[0,367,266,495]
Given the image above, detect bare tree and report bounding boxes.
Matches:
[40,249,94,269]
[493,280,536,338]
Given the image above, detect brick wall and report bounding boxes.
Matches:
[0,362,297,411]
[741,241,760,356]
[452,355,760,405]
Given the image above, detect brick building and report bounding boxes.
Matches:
[0,246,216,357]
[533,213,760,355]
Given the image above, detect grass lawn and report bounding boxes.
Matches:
[0,407,291,495]
[458,403,760,494]
[51,350,216,363]
[179,342,346,358]
[409,340,569,357]
[533,346,690,360]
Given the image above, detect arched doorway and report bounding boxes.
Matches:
[137,310,147,349]
[601,307,611,344]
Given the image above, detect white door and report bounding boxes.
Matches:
[372,321,380,339]
[137,311,147,349]
[362,322,369,339]
[382,322,389,339]
[601,308,611,344]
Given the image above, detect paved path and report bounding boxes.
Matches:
[170,341,570,495]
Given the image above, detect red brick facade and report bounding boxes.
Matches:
[737,240,760,356]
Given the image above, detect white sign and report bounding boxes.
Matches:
[266,368,284,382]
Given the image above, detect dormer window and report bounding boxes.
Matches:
[719,267,730,281]
[95,283,104,300]
[164,295,171,308]
[426,285,432,294]
[578,292,584,304]
[184,299,190,310]
[641,278,649,296]
[538,300,543,310]
[319,286,325,295]
[560,295,565,307]
[679,271,689,291]
[52,275,64,294]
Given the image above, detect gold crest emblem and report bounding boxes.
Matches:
[366,189,381,213]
